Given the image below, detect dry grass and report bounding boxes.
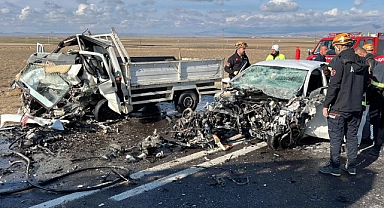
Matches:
[0,35,317,115]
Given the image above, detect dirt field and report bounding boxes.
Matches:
[0,35,316,116]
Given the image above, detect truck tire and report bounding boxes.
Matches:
[94,99,120,122]
[175,90,198,113]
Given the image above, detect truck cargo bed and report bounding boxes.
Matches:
[128,59,223,86]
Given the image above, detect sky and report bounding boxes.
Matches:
[1,0,383,36]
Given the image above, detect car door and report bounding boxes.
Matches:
[304,67,329,139]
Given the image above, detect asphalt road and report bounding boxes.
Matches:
[1,136,384,208]
[1,96,384,208]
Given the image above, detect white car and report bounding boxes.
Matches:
[219,59,330,149]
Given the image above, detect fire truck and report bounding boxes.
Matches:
[306,32,384,62]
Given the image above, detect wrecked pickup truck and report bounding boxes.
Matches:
[167,60,329,150]
[11,28,224,121]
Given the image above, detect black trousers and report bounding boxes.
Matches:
[328,110,361,168]
[370,91,384,151]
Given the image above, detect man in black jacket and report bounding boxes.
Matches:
[367,60,384,156]
[355,47,381,154]
[358,48,384,156]
[224,41,251,79]
[319,33,369,176]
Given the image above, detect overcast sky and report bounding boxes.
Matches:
[1,0,383,36]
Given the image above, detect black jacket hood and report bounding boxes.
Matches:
[339,48,369,74]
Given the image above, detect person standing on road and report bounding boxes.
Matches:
[224,41,251,79]
[314,45,327,62]
[356,46,384,156]
[266,44,285,61]
[319,33,369,176]
[367,60,384,156]
[355,46,376,146]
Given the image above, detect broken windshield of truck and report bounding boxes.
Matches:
[231,65,307,100]
[17,63,70,109]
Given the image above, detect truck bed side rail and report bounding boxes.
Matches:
[128,59,223,86]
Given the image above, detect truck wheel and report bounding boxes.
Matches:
[175,91,198,113]
[94,99,120,122]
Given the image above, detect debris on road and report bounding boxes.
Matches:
[210,169,249,186]
[0,113,68,129]
[156,86,324,151]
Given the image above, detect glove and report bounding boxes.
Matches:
[234,71,239,75]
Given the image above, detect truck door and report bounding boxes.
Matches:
[377,33,384,56]
[354,38,374,50]
[365,39,374,46]
[356,38,366,48]
[80,51,122,114]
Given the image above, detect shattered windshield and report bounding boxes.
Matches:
[18,64,70,109]
[231,64,307,100]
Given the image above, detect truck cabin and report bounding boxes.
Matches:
[27,34,116,83]
[307,32,384,63]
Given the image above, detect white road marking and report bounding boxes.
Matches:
[110,142,267,201]
[29,190,99,208]
[29,140,260,208]
[130,147,220,180]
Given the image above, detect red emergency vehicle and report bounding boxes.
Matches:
[306,32,384,62]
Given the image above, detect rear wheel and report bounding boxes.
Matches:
[94,99,120,122]
[174,91,198,113]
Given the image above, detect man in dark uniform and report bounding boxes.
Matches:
[355,47,378,147]
[319,33,369,176]
[356,46,384,156]
[369,60,384,156]
[224,41,250,79]
[314,45,327,62]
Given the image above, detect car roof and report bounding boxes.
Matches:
[254,59,327,71]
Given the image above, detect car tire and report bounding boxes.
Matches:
[267,135,279,150]
[279,125,302,149]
